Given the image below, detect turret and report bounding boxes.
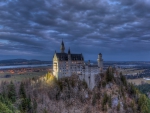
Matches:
[97,53,103,71]
[68,48,71,76]
[68,48,71,60]
[68,48,71,54]
[61,40,65,53]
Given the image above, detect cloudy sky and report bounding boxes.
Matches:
[0,0,150,61]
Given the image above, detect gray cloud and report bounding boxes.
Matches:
[0,0,150,61]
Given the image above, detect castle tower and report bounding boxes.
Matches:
[61,40,65,53]
[97,53,103,71]
[68,48,71,76]
[68,48,71,55]
[68,48,71,61]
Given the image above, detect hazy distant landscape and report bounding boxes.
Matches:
[0,59,52,83]
[1,59,150,85]
[0,59,51,66]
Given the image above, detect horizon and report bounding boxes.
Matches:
[0,58,150,62]
[0,0,150,61]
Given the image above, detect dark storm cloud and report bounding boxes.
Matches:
[0,0,150,60]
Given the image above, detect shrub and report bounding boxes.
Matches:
[82,79,88,89]
[57,81,63,91]
[138,94,150,113]
[0,102,13,113]
[102,81,106,88]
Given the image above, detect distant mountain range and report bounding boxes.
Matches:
[0,59,52,66]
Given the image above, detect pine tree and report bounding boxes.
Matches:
[102,93,109,111]
[106,67,114,83]
[19,82,26,99]
[19,98,27,113]
[7,81,16,103]
[120,72,127,87]
[2,86,6,98]
[108,94,112,108]
[92,93,96,106]
[117,102,120,111]
[27,95,32,112]
[33,99,37,112]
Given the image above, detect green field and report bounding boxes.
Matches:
[0,69,49,83]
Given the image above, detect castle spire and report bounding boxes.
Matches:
[61,39,65,53]
[68,47,71,54]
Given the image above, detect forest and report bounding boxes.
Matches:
[0,69,150,113]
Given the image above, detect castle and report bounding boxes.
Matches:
[53,40,103,89]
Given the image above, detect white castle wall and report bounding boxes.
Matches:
[53,58,103,89]
[52,42,103,89]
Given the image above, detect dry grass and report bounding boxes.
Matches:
[120,68,145,75]
[128,78,150,85]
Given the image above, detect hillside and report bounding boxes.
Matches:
[0,69,150,113]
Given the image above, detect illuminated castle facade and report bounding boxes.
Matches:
[53,40,103,89]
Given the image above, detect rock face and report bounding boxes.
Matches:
[112,97,119,107]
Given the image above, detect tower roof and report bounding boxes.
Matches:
[68,48,71,54]
[61,40,64,46]
[60,39,65,53]
[55,53,84,61]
